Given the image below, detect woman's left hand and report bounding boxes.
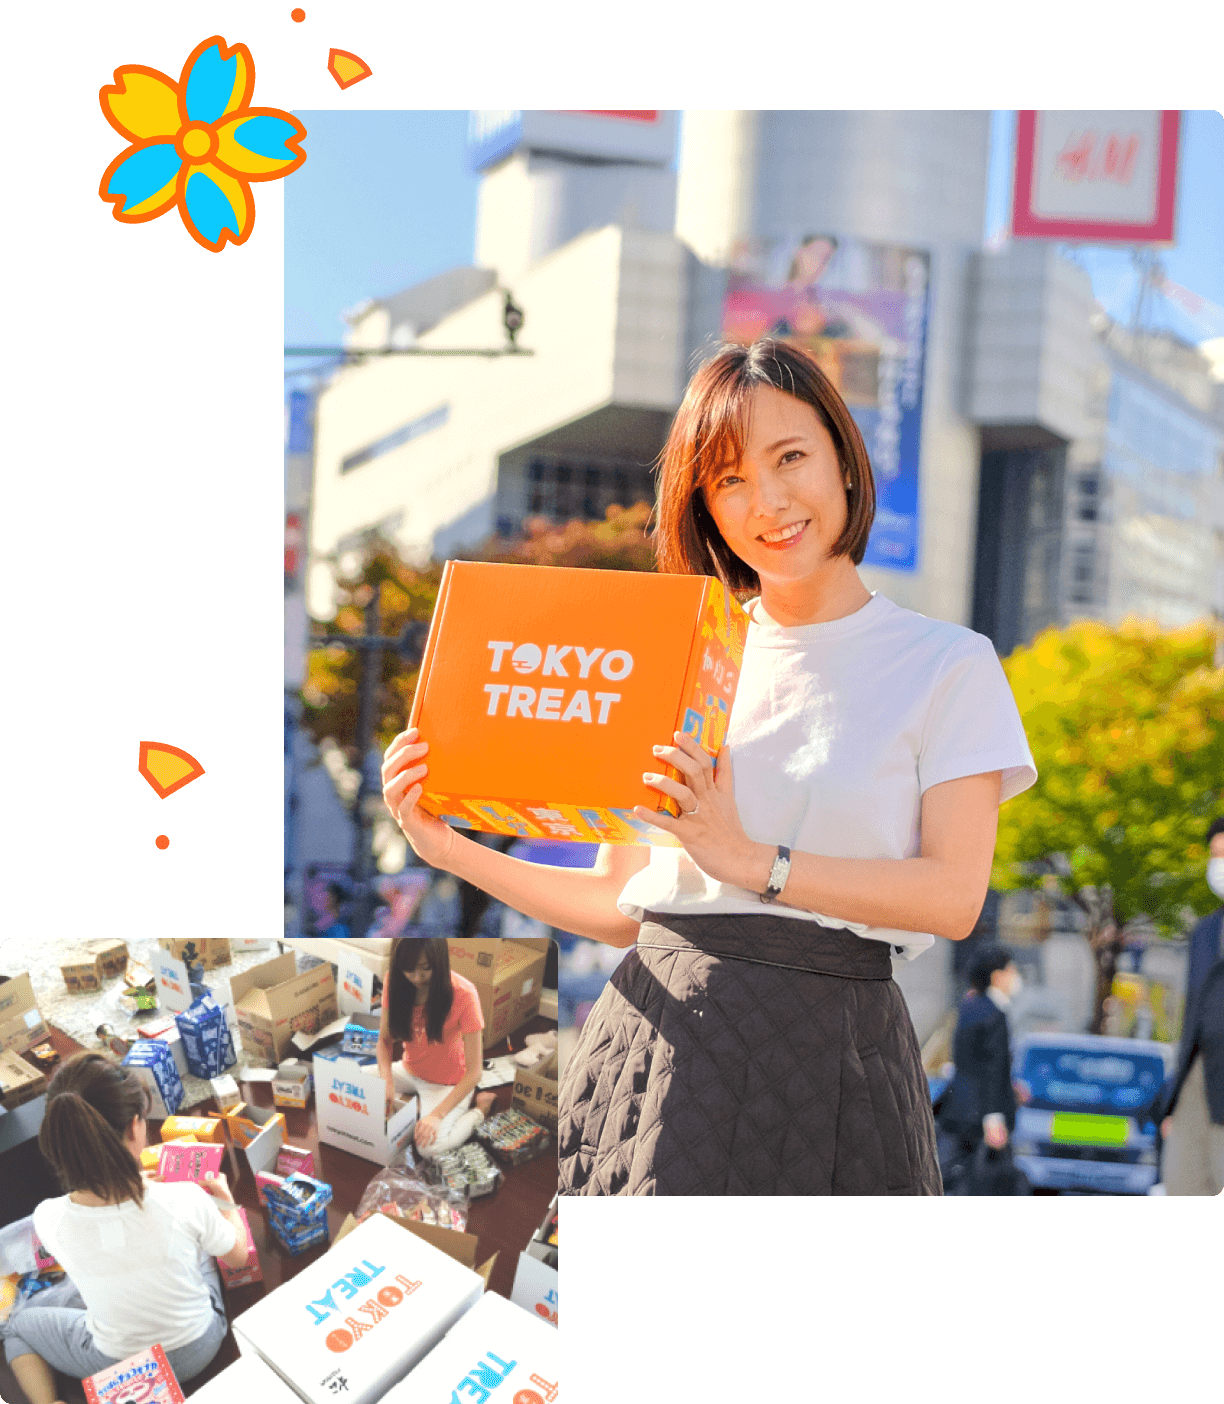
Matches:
[414,1112,441,1149]
[635,733,765,890]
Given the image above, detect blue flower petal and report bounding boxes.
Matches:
[184,42,242,124]
[105,142,181,217]
[184,169,241,244]
[231,114,299,161]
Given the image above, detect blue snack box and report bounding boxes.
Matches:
[175,995,236,1079]
[341,1019,381,1058]
[122,1039,184,1118]
[265,1171,333,1256]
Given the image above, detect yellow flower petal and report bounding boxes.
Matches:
[100,67,182,143]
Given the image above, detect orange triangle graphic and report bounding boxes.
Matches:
[328,48,372,90]
[138,741,205,798]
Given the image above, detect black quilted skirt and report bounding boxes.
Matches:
[558,911,943,1196]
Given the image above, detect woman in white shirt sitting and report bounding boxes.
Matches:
[2,1052,247,1404]
[381,338,1036,1196]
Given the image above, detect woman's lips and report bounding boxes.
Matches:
[757,520,810,550]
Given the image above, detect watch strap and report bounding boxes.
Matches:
[760,845,791,903]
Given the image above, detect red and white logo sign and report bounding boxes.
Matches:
[1011,110,1180,243]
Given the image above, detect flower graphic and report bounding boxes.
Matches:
[99,35,306,252]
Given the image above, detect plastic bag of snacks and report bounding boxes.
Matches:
[423,1141,502,1199]
[353,1162,469,1231]
[475,1108,552,1166]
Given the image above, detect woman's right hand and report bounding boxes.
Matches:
[199,1171,235,1204]
[381,728,457,869]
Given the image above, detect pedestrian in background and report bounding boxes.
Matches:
[937,943,1023,1193]
[1159,815,1224,1195]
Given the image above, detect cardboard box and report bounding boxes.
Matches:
[510,1251,558,1328]
[60,950,104,993]
[448,939,548,1046]
[160,1114,225,1144]
[159,938,232,970]
[225,1104,286,1176]
[232,1213,484,1404]
[337,959,381,1016]
[511,1050,558,1133]
[184,1353,301,1403]
[152,948,195,1015]
[333,1213,497,1287]
[408,561,748,844]
[0,975,49,1055]
[314,1045,418,1166]
[210,1074,243,1112]
[0,1049,46,1111]
[231,953,337,1065]
[84,1344,185,1403]
[381,1290,559,1403]
[272,1059,313,1109]
[83,939,128,980]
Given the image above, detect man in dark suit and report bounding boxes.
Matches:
[1159,816,1224,1195]
[936,943,1021,1193]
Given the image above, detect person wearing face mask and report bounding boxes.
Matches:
[936,944,1023,1194]
[1157,816,1224,1195]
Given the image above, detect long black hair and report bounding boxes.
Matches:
[39,1052,152,1206]
[385,937,454,1044]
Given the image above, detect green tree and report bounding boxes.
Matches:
[992,618,1224,1033]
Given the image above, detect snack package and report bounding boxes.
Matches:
[84,1344,186,1403]
[427,1143,502,1200]
[354,1163,469,1232]
[475,1108,552,1166]
[217,1206,262,1289]
[264,1172,333,1257]
[276,1144,315,1177]
[157,1142,225,1183]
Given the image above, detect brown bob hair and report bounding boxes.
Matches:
[39,1051,152,1207]
[653,339,877,593]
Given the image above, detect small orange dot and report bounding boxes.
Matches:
[155,835,170,850]
[291,7,306,19]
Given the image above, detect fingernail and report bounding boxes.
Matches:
[652,745,664,754]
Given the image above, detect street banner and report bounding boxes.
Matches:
[722,235,930,573]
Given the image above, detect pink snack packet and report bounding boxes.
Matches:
[84,1344,186,1403]
[217,1206,262,1289]
[275,1144,314,1177]
[157,1142,224,1183]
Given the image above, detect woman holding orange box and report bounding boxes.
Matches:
[382,338,1036,1196]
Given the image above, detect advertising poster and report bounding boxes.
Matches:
[722,235,930,572]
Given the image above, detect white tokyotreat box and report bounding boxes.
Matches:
[231,1213,484,1404]
[313,1045,417,1166]
[185,1352,302,1403]
[381,1290,560,1403]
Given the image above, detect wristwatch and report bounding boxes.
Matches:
[760,845,791,904]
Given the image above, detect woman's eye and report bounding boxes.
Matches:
[780,450,804,466]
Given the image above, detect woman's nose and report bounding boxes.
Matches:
[751,471,789,518]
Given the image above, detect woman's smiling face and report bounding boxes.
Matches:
[702,383,850,590]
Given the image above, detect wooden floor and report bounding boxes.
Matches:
[0,1016,557,1403]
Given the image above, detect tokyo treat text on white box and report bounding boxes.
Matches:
[231,1213,484,1404]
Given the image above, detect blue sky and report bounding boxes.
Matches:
[286,110,1224,355]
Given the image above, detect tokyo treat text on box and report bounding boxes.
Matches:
[408,562,748,845]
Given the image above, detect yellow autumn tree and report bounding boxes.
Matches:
[992,617,1224,1032]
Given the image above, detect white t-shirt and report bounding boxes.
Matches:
[618,591,1037,960]
[33,1180,238,1359]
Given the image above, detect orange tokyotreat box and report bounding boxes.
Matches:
[407,562,749,845]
